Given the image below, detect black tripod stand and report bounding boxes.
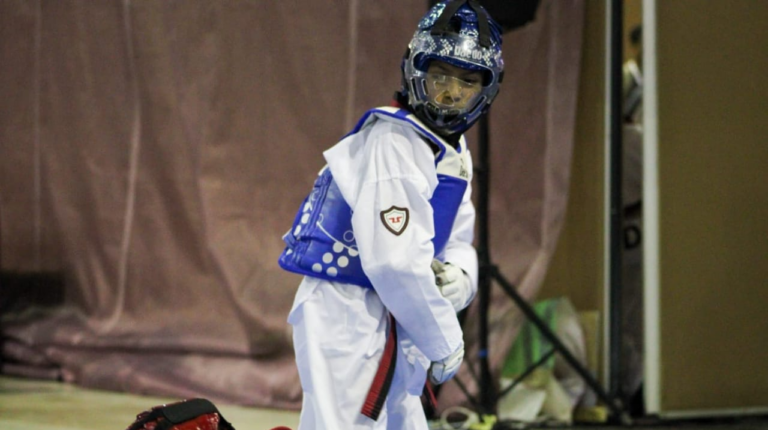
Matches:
[461,112,630,425]
[423,0,632,424]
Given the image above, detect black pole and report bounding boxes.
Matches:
[423,0,630,424]
[476,112,496,415]
[609,0,625,405]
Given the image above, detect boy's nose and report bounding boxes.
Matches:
[446,80,462,94]
[438,90,459,104]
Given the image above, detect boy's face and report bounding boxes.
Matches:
[425,60,484,111]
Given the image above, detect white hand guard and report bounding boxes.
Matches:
[429,344,464,385]
[431,259,473,312]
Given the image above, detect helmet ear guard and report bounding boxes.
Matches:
[401,1,504,136]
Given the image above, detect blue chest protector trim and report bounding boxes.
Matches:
[278,108,468,289]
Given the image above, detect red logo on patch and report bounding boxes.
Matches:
[380,206,409,236]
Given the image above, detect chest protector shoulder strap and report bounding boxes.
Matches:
[278,107,469,289]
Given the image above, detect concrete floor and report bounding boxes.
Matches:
[0,376,301,430]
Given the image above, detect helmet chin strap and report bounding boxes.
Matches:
[422,104,463,138]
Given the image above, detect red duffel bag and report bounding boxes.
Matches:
[126,398,235,430]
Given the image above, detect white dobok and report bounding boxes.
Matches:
[287,108,478,430]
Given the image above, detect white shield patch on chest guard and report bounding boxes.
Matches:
[380,206,410,236]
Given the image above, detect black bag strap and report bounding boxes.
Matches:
[160,399,218,424]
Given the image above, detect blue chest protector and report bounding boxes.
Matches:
[278,108,469,289]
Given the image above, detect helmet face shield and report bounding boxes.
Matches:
[425,73,483,110]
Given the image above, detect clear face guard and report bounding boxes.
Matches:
[425,73,483,110]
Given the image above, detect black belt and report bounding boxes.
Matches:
[361,314,398,420]
[361,314,437,420]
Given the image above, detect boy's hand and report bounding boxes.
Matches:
[429,344,464,385]
[431,259,472,312]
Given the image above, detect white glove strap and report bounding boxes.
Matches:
[429,345,464,385]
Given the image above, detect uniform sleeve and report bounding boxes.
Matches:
[440,152,478,303]
[325,121,463,362]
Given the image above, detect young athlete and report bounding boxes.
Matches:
[278,1,504,428]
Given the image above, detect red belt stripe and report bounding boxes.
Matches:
[423,380,437,411]
[361,314,397,420]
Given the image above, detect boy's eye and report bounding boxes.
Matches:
[456,77,481,89]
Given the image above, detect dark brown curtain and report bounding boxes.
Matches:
[0,0,584,410]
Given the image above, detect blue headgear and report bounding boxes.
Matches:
[402,0,504,136]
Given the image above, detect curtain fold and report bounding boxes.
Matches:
[0,0,584,410]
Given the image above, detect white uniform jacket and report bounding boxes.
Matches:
[286,107,478,429]
[325,108,476,362]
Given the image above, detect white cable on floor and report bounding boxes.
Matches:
[438,405,480,429]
